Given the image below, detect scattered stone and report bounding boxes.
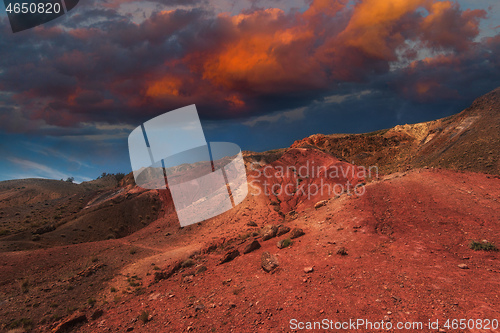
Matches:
[261,252,279,272]
[194,304,205,312]
[276,225,291,236]
[261,225,278,241]
[195,265,207,275]
[458,263,469,269]
[314,200,328,209]
[219,249,240,264]
[289,228,305,239]
[126,327,134,332]
[303,266,314,273]
[277,238,292,249]
[337,247,348,256]
[183,275,194,283]
[148,293,161,301]
[243,240,261,254]
[53,313,88,333]
[247,221,258,227]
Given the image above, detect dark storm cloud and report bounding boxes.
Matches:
[0,0,498,135]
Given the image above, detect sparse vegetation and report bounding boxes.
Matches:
[7,317,33,330]
[110,287,117,292]
[96,172,126,183]
[281,238,292,248]
[127,276,141,287]
[470,240,498,251]
[139,310,150,324]
[87,297,96,307]
[337,247,348,256]
[181,259,195,268]
[20,279,30,294]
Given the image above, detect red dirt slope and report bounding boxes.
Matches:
[26,168,499,333]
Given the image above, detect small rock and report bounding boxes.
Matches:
[219,249,240,264]
[261,252,279,272]
[303,266,314,273]
[126,327,134,332]
[243,240,261,254]
[276,225,291,236]
[183,275,194,283]
[458,263,469,269]
[247,221,258,227]
[194,304,205,312]
[261,225,278,241]
[195,265,207,275]
[314,200,328,209]
[289,228,305,239]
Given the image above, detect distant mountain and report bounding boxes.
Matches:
[290,87,500,175]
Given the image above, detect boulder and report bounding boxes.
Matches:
[243,240,261,254]
[314,200,328,209]
[289,228,305,239]
[219,249,240,264]
[276,225,291,236]
[261,252,279,272]
[261,225,278,241]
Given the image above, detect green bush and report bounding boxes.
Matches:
[470,240,498,251]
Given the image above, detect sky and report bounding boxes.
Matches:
[0,0,499,182]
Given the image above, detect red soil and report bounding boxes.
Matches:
[1,150,499,333]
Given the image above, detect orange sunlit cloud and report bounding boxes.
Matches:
[1,0,496,130]
[138,0,486,108]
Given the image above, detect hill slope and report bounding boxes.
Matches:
[291,87,500,175]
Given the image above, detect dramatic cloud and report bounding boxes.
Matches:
[0,0,498,133]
